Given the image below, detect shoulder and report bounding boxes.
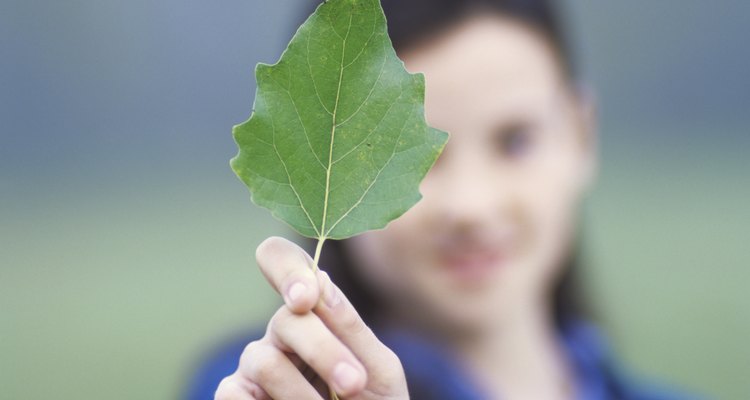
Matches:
[561,320,705,400]
[182,330,263,400]
[377,329,486,400]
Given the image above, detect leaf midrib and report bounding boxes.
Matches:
[319,12,354,240]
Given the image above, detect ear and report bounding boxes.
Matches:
[573,83,598,191]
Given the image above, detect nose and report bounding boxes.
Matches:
[430,151,508,229]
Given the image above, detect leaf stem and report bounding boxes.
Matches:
[312,236,326,272]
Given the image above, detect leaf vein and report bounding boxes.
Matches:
[335,40,388,127]
[286,90,327,169]
[306,16,334,116]
[342,15,378,69]
[319,12,353,238]
[325,107,413,236]
[332,87,403,165]
[269,104,321,236]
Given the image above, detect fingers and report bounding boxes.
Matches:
[253,236,406,398]
[214,375,267,400]
[233,340,324,400]
[256,236,319,313]
[268,306,368,397]
[314,270,406,387]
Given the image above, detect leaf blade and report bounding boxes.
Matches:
[232,0,448,240]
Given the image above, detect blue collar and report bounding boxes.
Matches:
[185,320,698,400]
[376,321,638,400]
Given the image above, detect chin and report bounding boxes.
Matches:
[417,282,514,335]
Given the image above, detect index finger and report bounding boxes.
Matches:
[255,236,320,313]
[314,270,406,387]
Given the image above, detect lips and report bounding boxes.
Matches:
[437,245,507,285]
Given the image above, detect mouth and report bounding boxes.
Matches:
[437,245,507,286]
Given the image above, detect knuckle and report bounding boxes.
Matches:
[340,310,368,336]
[379,345,399,364]
[240,340,262,362]
[383,347,405,373]
[214,376,245,400]
[243,339,261,353]
[268,306,296,332]
[369,345,405,385]
[243,343,284,383]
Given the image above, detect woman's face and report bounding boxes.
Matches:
[348,15,595,332]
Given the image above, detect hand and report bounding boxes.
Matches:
[215,237,409,400]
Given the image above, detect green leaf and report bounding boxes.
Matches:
[231,0,448,241]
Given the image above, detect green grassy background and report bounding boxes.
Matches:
[2,0,748,399]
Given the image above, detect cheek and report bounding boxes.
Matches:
[346,202,465,320]
[346,213,431,295]
[346,231,399,292]
[515,139,584,277]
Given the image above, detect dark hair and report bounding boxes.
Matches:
[298,0,577,78]
[301,0,588,330]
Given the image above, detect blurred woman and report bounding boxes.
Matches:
[189,1,696,399]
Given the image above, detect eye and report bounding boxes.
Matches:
[494,121,534,159]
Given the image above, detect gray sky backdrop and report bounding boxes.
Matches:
[2,1,748,399]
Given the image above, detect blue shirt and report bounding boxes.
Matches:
[184,320,700,399]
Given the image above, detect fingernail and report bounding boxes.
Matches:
[287,282,306,303]
[332,362,360,393]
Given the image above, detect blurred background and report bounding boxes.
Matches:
[1,0,748,398]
